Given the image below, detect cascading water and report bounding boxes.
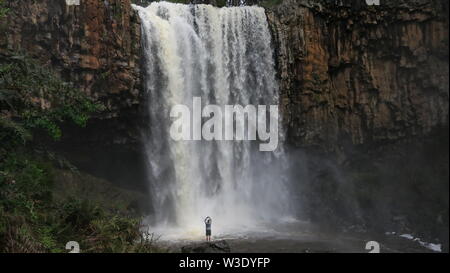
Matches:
[226,0,247,6]
[133,2,294,239]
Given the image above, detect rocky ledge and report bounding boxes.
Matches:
[181,240,232,253]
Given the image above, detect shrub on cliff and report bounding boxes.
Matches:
[0,156,161,253]
[0,52,103,146]
[0,0,8,19]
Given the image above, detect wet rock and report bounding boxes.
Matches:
[181,240,231,253]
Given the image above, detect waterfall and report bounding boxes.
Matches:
[227,0,247,6]
[133,2,294,238]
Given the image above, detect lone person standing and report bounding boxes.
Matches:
[204,216,212,241]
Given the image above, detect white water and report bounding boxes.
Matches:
[134,2,295,240]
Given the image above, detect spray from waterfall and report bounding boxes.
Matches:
[133,2,295,239]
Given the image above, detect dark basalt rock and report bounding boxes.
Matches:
[267,0,449,156]
[181,240,231,253]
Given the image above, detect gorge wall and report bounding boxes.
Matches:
[2,0,447,159]
[1,0,448,240]
[268,0,448,158]
[265,0,448,242]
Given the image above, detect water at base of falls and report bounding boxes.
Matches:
[133,2,295,240]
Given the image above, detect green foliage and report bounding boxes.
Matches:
[0,52,152,253]
[0,0,9,19]
[0,116,32,147]
[0,154,161,253]
[0,154,53,215]
[0,52,104,144]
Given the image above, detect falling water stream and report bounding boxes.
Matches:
[133,2,295,240]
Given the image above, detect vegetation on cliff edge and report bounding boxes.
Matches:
[0,52,160,253]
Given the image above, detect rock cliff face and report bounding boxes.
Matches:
[268,0,449,156]
[3,0,448,165]
[265,0,448,245]
[1,0,448,184]
[0,0,146,190]
[1,0,141,113]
